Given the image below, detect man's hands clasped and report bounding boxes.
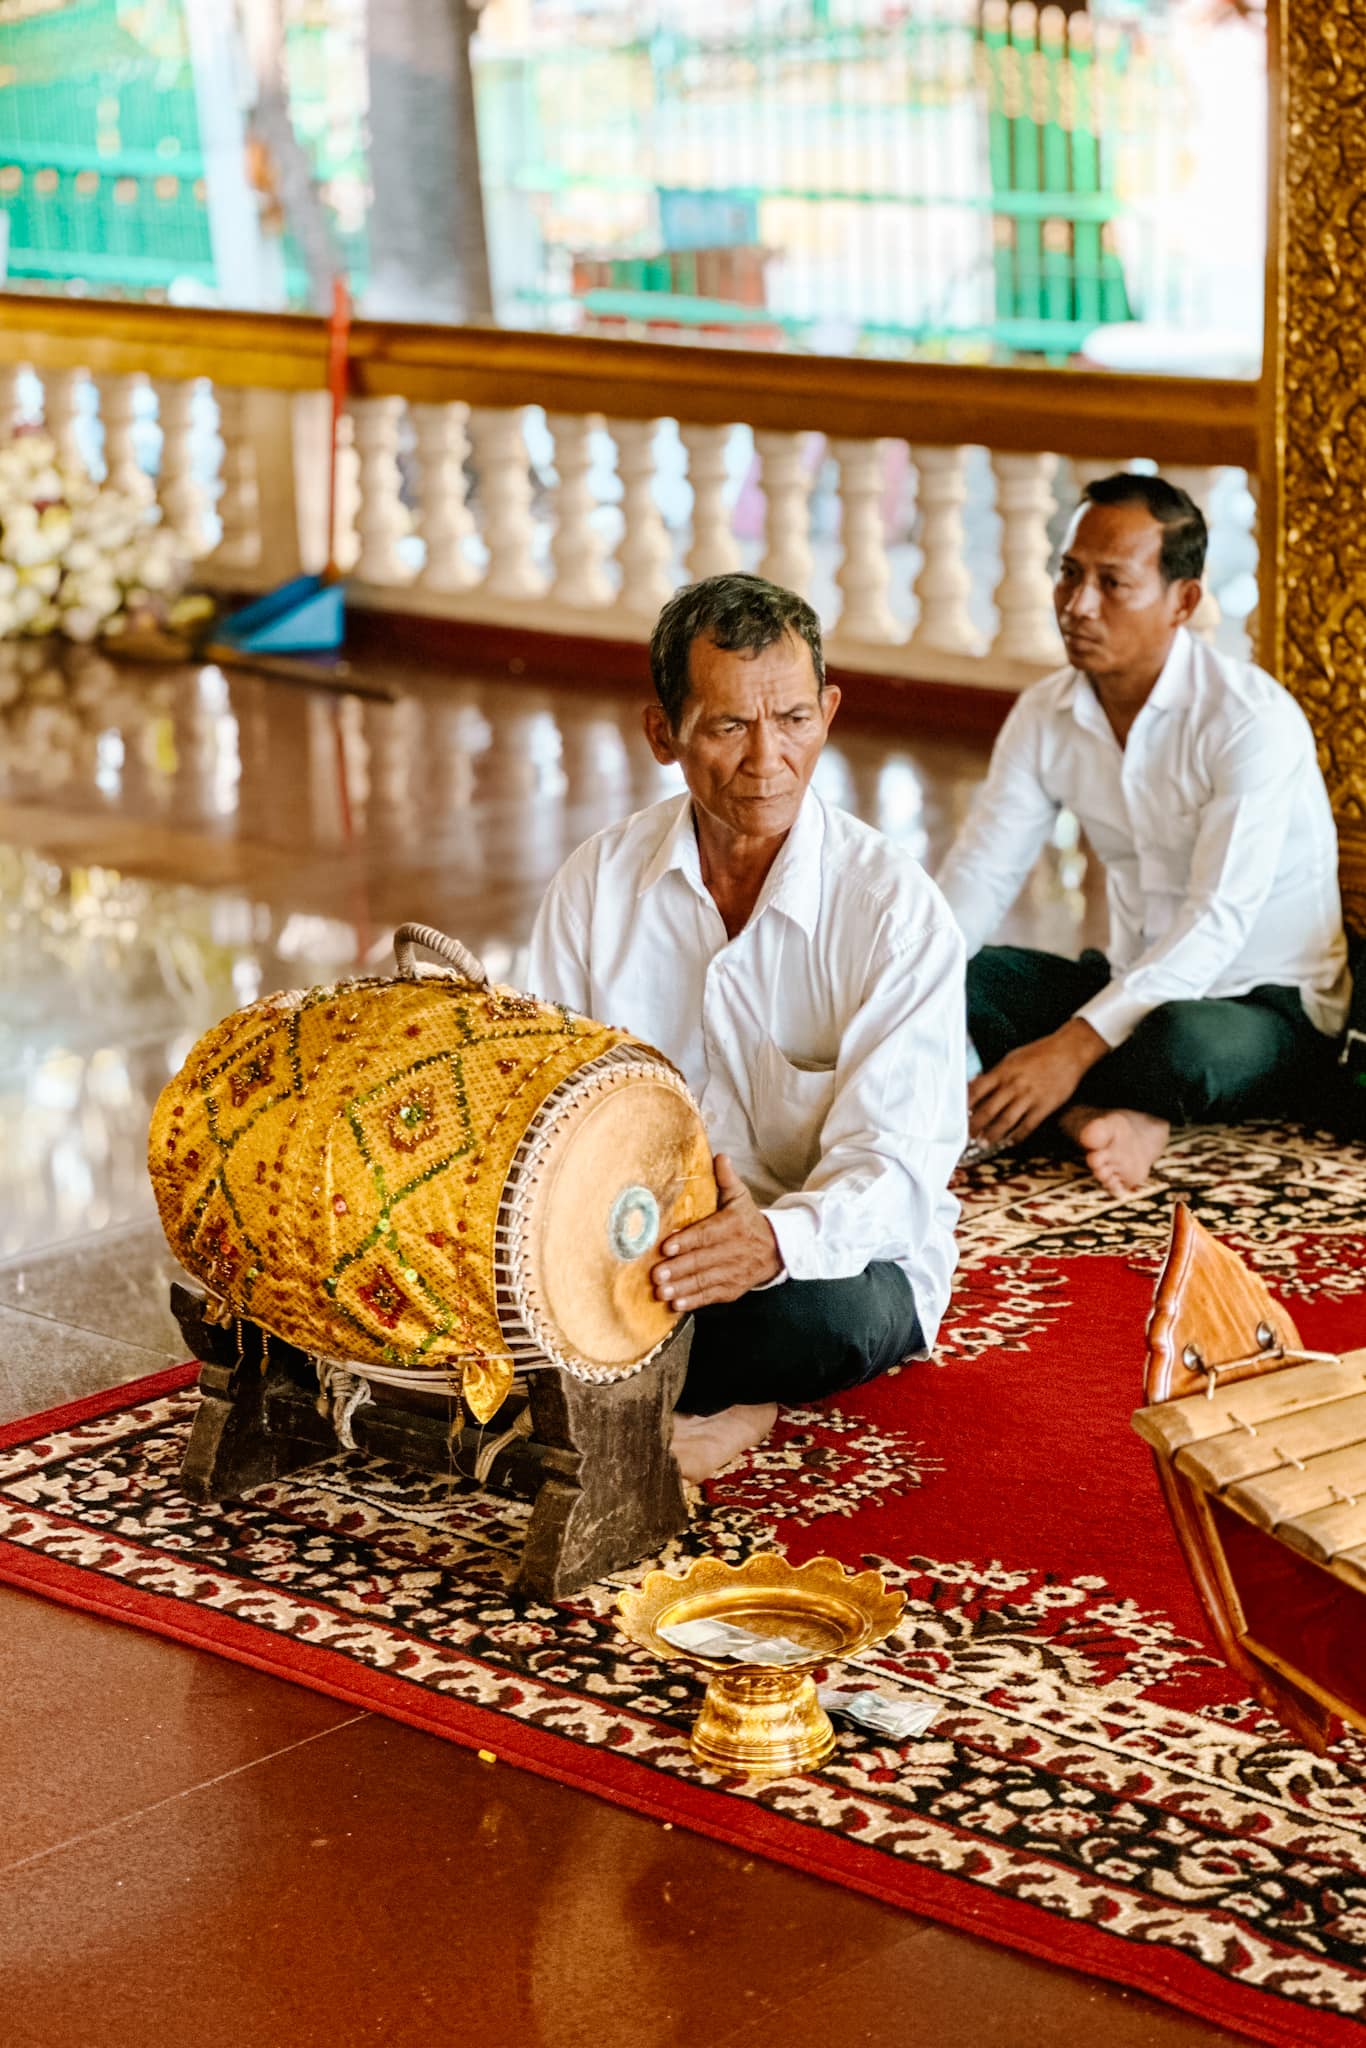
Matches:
[652,1152,781,1312]
[968,1016,1108,1148]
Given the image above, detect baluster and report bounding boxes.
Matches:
[468,405,545,599]
[547,411,612,607]
[907,444,981,656]
[1068,456,1129,499]
[154,378,211,558]
[680,422,740,581]
[43,369,90,477]
[96,372,152,500]
[331,408,360,572]
[411,400,477,593]
[608,417,673,620]
[990,451,1063,665]
[0,364,25,441]
[756,429,815,596]
[205,385,261,575]
[1165,464,1223,642]
[350,396,412,585]
[830,435,899,644]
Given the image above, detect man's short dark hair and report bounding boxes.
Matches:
[649,572,825,729]
[1080,471,1208,584]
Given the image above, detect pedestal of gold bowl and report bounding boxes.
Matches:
[617,1552,905,1780]
[689,1665,836,1775]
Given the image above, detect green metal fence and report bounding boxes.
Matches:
[0,0,364,303]
[0,0,214,293]
[0,0,1260,366]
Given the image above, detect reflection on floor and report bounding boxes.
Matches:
[0,646,1233,2047]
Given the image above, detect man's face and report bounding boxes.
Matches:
[1053,499,1200,684]
[644,630,840,842]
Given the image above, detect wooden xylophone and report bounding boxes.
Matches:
[1133,1204,1366,1752]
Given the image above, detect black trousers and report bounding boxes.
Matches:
[967,944,1326,1126]
[679,1261,922,1415]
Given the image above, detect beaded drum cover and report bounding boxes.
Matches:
[148,976,652,1421]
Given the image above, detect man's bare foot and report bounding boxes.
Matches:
[671,1402,778,1483]
[1059,1104,1170,1195]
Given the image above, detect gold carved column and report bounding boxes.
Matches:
[1262,0,1366,929]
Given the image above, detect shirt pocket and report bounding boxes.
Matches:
[753,1039,838,1189]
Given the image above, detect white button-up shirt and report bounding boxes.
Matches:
[526,789,966,1349]
[938,631,1350,1045]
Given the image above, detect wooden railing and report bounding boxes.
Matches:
[0,292,1262,692]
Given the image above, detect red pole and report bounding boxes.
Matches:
[324,275,352,581]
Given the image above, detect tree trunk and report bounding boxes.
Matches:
[365,0,494,325]
[239,0,339,314]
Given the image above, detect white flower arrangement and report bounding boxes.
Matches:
[0,431,208,644]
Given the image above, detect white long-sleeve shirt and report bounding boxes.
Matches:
[525,789,966,1349]
[937,631,1350,1046]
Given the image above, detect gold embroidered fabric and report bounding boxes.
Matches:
[148,977,627,1422]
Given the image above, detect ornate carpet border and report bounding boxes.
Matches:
[0,1370,1361,2048]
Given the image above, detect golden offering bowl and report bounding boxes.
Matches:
[617,1552,905,1778]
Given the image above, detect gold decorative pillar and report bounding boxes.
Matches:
[1262,0,1366,929]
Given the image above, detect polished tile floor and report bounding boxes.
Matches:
[0,644,1233,2047]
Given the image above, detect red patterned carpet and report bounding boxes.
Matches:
[4,1124,1366,2047]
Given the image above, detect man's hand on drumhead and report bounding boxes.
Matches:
[651,1153,782,1311]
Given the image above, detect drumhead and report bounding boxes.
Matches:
[512,1064,716,1375]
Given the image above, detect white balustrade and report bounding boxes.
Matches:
[547,411,612,608]
[608,417,673,620]
[43,370,90,476]
[468,405,545,600]
[204,385,261,577]
[154,379,212,558]
[681,423,741,581]
[1165,464,1223,642]
[990,452,1063,666]
[756,429,815,597]
[351,396,412,586]
[907,444,981,657]
[411,400,477,593]
[96,373,152,501]
[829,436,899,645]
[0,319,1257,690]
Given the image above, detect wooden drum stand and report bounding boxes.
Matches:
[172,1284,692,1604]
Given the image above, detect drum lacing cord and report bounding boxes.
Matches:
[316,1360,375,1450]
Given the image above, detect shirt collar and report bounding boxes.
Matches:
[637,787,826,939]
[1065,627,1194,735]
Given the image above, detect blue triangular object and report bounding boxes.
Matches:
[215,575,345,654]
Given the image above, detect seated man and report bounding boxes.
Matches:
[527,572,965,1481]
[938,471,1349,1195]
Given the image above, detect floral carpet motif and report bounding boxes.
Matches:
[4,1121,1366,2047]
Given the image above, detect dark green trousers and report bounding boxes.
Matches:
[967,945,1326,1126]
[679,1262,922,1415]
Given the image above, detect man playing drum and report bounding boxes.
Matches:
[938,472,1350,1197]
[527,573,966,1481]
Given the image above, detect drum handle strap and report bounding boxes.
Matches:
[393,922,491,988]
